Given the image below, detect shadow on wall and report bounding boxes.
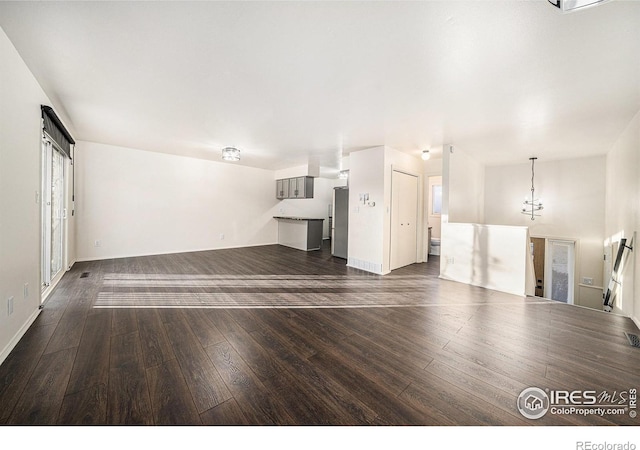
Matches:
[443,224,501,290]
[442,222,533,296]
[470,224,503,289]
[471,224,489,289]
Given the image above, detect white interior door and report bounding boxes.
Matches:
[391,170,418,270]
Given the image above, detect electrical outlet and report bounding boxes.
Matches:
[447,257,455,264]
[7,297,14,316]
[220,234,225,240]
[24,283,29,299]
[582,277,594,286]
[94,240,102,247]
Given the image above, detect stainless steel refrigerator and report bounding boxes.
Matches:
[331,187,349,259]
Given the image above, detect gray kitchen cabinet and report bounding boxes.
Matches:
[276,178,289,199]
[288,177,299,197]
[276,176,314,199]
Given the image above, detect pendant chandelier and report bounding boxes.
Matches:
[521,157,543,220]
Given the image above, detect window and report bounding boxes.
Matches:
[431,184,442,215]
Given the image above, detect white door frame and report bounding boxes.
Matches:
[544,238,576,304]
[41,134,68,301]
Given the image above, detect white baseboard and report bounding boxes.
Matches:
[75,241,279,262]
[632,315,640,331]
[0,307,42,367]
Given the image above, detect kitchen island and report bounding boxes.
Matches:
[273,216,324,251]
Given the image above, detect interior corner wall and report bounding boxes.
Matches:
[484,156,606,309]
[347,146,385,274]
[74,141,279,261]
[0,27,53,364]
[446,146,485,224]
[604,109,640,323]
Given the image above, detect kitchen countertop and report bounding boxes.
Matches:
[273,216,324,221]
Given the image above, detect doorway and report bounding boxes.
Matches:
[531,237,575,304]
[427,175,442,256]
[390,170,418,270]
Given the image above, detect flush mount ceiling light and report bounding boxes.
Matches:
[548,0,611,12]
[421,149,431,161]
[521,157,543,221]
[221,147,240,161]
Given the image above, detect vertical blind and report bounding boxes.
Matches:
[41,105,75,159]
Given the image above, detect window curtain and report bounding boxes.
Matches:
[41,105,75,159]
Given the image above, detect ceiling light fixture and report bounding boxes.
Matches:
[521,157,543,221]
[421,149,431,161]
[547,0,610,12]
[221,147,240,161]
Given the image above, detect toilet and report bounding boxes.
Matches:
[430,237,441,256]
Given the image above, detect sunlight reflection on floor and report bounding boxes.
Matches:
[93,273,549,309]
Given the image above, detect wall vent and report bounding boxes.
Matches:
[347,258,383,275]
[80,272,90,278]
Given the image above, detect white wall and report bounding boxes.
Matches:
[484,156,606,309]
[441,223,531,296]
[440,144,534,295]
[347,146,386,274]
[75,141,279,260]
[604,110,640,323]
[445,145,485,224]
[274,163,320,179]
[0,28,66,363]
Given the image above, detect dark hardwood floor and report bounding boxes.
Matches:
[1,242,639,426]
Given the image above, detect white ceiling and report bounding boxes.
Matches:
[1,1,639,175]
